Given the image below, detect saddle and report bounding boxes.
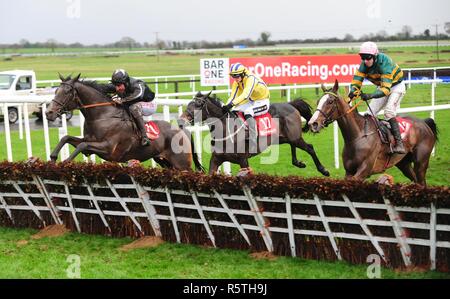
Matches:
[366,116,412,147]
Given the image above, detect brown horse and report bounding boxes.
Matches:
[46,74,202,171]
[179,91,330,176]
[308,80,438,186]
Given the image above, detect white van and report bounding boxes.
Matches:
[0,70,72,123]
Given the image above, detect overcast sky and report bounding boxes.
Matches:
[1,0,449,44]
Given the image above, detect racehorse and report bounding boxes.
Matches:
[308,80,438,186]
[179,91,330,176]
[46,74,202,171]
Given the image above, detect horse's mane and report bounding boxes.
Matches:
[80,80,112,97]
[196,91,224,107]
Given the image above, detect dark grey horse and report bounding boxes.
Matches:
[179,91,330,176]
[46,74,202,171]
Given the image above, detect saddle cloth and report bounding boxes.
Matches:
[237,112,277,137]
[144,121,160,140]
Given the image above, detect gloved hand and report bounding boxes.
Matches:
[361,93,373,102]
[112,95,123,104]
[348,90,356,99]
[222,103,233,114]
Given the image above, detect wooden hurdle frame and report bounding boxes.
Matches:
[0,176,449,271]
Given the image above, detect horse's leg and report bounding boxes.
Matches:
[208,155,223,175]
[153,157,172,168]
[50,135,84,161]
[352,159,376,181]
[293,138,330,176]
[413,145,432,186]
[395,155,418,183]
[290,144,306,168]
[65,141,110,161]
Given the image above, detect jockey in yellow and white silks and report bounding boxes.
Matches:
[222,63,271,152]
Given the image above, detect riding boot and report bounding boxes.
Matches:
[388,118,406,154]
[244,114,258,153]
[130,104,151,146]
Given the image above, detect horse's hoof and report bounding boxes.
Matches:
[319,167,330,177]
[376,174,394,186]
[237,167,253,177]
[294,161,306,168]
[127,159,141,167]
[26,157,39,164]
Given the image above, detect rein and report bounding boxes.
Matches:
[81,102,115,109]
[316,91,363,126]
[191,97,247,142]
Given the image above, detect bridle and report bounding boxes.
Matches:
[187,96,228,126]
[315,91,362,127]
[53,81,114,116]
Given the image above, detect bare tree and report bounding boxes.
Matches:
[376,30,388,39]
[117,36,138,50]
[343,33,354,42]
[259,31,271,44]
[445,22,450,34]
[46,39,58,52]
[400,25,413,39]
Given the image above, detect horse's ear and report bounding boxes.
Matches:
[58,72,65,81]
[195,91,202,97]
[321,83,327,92]
[73,73,81,82]
[332,79,339,93]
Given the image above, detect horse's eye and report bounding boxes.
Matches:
[327,99,333,104]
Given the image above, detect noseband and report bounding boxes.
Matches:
[315,91,362,126]
[315,91,341,127]
[52,82,81,116]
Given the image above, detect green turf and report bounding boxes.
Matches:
[0,226,447,279]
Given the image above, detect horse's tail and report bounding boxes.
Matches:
[289,98,313,132]
[424,118,439,142]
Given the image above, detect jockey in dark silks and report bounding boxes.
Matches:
[102,69,155,146]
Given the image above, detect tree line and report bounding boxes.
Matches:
[2,24,449,51]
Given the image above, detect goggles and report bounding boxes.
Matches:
[359,54,374,61]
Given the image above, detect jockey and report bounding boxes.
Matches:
[103,69,155,146]
[222,63,270,153]
[348,41,406,154]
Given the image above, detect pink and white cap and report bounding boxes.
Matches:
[359,41,379,55]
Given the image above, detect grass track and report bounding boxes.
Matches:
[0,227,448,279]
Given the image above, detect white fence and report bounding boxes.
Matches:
[0,79,448,173]
[0,174,449,270]
[37,74,201,95]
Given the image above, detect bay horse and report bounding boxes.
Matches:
[308,80,438,186]
[179,91,330,176]
[46,74,202,171]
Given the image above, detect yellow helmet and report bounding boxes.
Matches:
[229,63,248,77]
